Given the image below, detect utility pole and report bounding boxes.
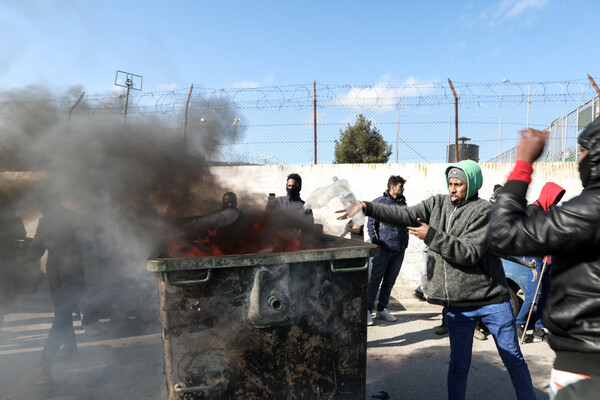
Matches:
[448,78,459,162]
[314,80,317,165]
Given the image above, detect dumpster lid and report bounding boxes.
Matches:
[147,235,377,272]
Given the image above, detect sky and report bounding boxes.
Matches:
[2,0,600,94]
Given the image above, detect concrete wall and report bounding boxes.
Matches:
[1,162,582,298]
[209,162,582,298]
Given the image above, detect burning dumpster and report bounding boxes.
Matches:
[147,225,377,400]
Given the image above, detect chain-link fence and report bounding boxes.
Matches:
[2,79,599,166]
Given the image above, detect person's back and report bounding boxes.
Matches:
[29,191,98,383]
[488,122,600,399]
[33,206,91,293]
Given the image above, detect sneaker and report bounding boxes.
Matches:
[516,325,534,343]
[473,329,487,341]
[541,333,549,343]
[412,287,426,302]
[367,311,374,326]
[533,328,548,343]
[434,323,448,335]
[376,308,397,322]
[533,328,545,338]
[516,324,525,339]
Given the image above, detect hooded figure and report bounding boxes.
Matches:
[488,123,600,400]
[514,181,566,343]
[529,182,565,214]
[355,159,536,400]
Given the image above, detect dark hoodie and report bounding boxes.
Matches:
[489,118,600,377]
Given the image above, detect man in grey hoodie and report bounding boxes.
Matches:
[338,160,535,400]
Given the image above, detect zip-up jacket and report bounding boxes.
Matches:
[489,118,600,369]
[364,160,509,307]
[367,191,408,252]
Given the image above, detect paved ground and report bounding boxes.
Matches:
[0,289,554,399]
[366,304,554,400]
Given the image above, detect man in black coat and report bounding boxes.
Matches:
[488,121,600,400]
[29,192,97,383]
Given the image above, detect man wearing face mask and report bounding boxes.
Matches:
[267,173,314,225]
[221,192,238,210]
[488,123,600,400]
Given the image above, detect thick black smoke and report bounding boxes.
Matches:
[0,86,251,397]
[0,85,247,231]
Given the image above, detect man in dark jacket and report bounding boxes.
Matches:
[366,175,408,325]
[29,192,97,383]
[339,160,535,400]
[267,173,314,225]
[488,122,600,400]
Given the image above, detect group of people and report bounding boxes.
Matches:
[2,121,597,398]
[337,121,600,400]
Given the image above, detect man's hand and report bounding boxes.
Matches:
[407,218,429,241]
[336,201,366,220]
[516,129,548,164]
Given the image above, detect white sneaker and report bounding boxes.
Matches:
[367,311,374,326]
[376,308,397,322]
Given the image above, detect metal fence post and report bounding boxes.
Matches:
[183,84,194,162]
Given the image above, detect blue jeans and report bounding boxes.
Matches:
[368,249,405,312]
[446,302,536,400]
[516,257,551,329]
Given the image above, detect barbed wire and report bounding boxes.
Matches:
[1,78,598,165]
[61,79,599,111]
[1,79,597,113]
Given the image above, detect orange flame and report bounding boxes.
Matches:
[165,211,307,258]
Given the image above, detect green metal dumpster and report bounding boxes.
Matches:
[147,234,377,400]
